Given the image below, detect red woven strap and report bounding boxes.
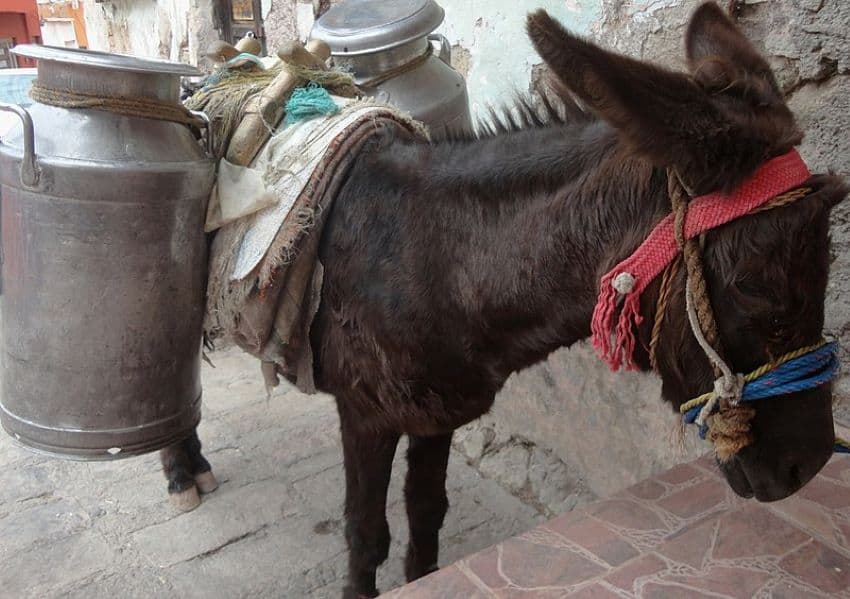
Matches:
[591,150,811,371]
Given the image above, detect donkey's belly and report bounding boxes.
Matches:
[398,393,497,436]
[327,384,497,437]
[313,317,498,434]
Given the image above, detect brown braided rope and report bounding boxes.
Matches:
[668,172,753,457]
[749,186,812,214]
[668,172,725,378]
[30,82,206,129]
[357,44,433,89]
[649,255,682,372]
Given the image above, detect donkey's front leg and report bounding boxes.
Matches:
[339,414,399,599]
[160,428,218,512]
[404,433,452,581]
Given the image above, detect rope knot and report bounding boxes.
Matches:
[713,373,744,404]
[695,373,744,427]
[612,272,636,294]
[706,405,756,462]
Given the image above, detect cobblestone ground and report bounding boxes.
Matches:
[0,347,546,598]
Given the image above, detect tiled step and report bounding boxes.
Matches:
[385,426,850,598]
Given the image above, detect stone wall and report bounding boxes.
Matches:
[454,0,850,502]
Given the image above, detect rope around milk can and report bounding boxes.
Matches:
[30,82,207,129]
[357,44,433,89]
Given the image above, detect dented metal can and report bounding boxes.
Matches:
[310,0,473,136]
[0,46,214,460]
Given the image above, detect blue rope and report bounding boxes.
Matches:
[743,347,838,400]
[284,82,339,125]
[682,343,843,450]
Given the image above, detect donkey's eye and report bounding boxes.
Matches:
[766,314,796,342]
[733,276,773,298]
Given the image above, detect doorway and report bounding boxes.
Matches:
[0,37,17,68]
[220,0,266,54]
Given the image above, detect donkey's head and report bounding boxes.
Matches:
[529,2,847,501]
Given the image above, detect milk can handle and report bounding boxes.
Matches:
[0,103,40,188]
[428,34,451,66]
[189,110,214,157]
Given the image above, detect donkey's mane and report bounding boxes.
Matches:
[436,86,593,143]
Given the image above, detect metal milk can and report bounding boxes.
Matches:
[0,46,214,460]
[310,0,473,136]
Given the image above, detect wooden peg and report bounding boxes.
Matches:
[306,39,331,62]
[277,40,327,71]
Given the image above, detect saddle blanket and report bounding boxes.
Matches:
[204,97,425,393]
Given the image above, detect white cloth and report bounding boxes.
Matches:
[205,97,392,282]
[204,158,276,232]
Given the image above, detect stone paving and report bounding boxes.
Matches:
[6,344,850,598]
[386,450,850,598]
[0,347,546,598]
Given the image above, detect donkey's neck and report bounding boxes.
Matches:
[428,121,670,377]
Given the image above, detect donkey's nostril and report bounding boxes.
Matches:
[745,451,829,502]
[788,463,802,488]
[719,457,754,498]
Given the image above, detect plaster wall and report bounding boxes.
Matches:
[82,0,219,64]
[436,0,599,118]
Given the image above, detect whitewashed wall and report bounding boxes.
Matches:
[83,0,218,64]
[435,1,599,117]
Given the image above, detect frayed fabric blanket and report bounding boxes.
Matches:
[204,97,426,393]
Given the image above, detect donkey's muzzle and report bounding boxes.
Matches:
[718,388,834,502]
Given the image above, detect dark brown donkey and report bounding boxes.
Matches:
[161,3,847,597]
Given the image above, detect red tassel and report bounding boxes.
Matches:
[590,274,618,365]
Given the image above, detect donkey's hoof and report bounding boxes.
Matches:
[169,485,201,512]
[342,587,379,599]
[195,470,219,494]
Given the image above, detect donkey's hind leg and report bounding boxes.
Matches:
[184,429,218,494]
[404,433,452,582]
[339,410,400,599]
[160,428,217,512]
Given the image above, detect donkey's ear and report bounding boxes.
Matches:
[526,9,725,170]
[685,2,782,106]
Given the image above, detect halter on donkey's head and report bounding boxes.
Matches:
[590,149,847,459]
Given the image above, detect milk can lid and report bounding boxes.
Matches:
[12,45,201,77]
[310,0,445,56]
